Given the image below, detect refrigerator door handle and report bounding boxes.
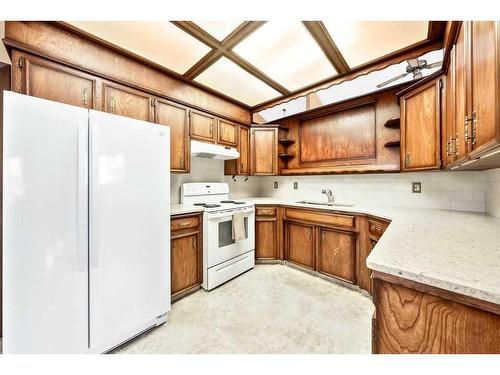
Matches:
[77,120,88,273]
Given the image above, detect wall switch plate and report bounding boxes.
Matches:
[412,182,422,193]
[274,181,278,189]
[293,182,298,190]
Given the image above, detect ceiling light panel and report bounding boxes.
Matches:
[194,21,243,41]
[233,22,337,91]
[194,57,282,106]
[323,21,429,68]
[66,21,211,74]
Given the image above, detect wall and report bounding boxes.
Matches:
[259,171,486,212]
[486,168,500,218]
[170,157,261,204]
[0,22,11,65]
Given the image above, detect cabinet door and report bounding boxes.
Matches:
[250,128,278,175]
[104,83,153,122]
[455,22,469,162]
[218,119,238,146]
[285,222,315,270]
[17,52,96,109]
[400,78,441,171]
[239,126,250,174]
[171,233,200,297]
[156,99,190,173]
[470,21,499,155]
[444,47,457,166]
[255,217,278,260]
[318,228,356,283]
[190,110,216,142]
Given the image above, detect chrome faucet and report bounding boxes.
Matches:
[321,189,334,203]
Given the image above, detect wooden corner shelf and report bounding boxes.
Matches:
[384,140,400,148]
[278,138,295,146]
[278,153,295,159]
[384,118,400,129]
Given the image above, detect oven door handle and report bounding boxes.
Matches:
[207,207,255,221]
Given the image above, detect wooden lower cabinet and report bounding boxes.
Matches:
[284,208,358,280]
[255,205,282,261]
[373,273,500,354]
[317,228,356,283]
[170,213,203,300]
[286,221,315,270]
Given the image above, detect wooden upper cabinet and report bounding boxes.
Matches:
[238,126,250,174]
[189,109,216,143]
[444,49,457,167]
[14,50,96,109]
[454,22,469,163]
[400,78,442,171]
[103,83,153,122]
[250,127,278,175]
[217,119,237,147]
[317,228,356,284]
[285,222,315,270]
[469,21,500,156]
[155,99,190,173]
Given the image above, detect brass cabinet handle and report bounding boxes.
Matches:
[109,96,115,112]
[192,236,196,248]
[471,111,477,146]
[464,115,471,144]
[82,88,88,106]
[179,155,184,167]
[370,225,383,233]
[454,135,459,157]
[209,123,213,136]
[321,232,326,242]
[307,230,312,241]
[178,222,190,227]
[405,153,411,167]
[220,124,224,138]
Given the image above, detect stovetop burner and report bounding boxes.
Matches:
[193,202,221,208]
[220,200,246,204]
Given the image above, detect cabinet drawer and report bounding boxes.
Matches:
[285,208,354,228]
[368,218,389,239]
[256,207,277,216]
[171,215,200,232]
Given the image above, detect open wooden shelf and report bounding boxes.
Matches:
[278,153,295,159]
[384,118,400,129]
[384,140,400,148]
[278,138,295,146]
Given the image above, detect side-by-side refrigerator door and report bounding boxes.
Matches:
[88,110,170,353]
[3,92,89,353]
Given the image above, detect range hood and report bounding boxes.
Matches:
[190,140,239,160]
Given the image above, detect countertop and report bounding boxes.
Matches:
[170,204,205,216]
[170,197,500,306]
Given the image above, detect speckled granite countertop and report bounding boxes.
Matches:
[239,197,500,306]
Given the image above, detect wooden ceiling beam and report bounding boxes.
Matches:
[427,21,448,41]
[174,20,290,95]
[302,21,350,74]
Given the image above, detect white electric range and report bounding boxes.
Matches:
[181,183,255,290]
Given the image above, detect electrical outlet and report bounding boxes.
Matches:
[293,182,298,190]
[274,181,278,189]
[412,182,422,193]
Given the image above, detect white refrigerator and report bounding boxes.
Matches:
[2,91,171,353]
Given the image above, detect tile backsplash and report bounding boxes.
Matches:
[486,168,500,218]
[170,157,260,204]
[259,171,487,212]
[171,159,500,216]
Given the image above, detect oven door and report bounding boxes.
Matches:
[206,207,255,267]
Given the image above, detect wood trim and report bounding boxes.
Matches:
[171,21,290,95]
[442,21,462,75]
[427,21,448,41]
[251,39,443,112]
[53,21,252,111]
[302,21,349,74]
[372,270,500,316]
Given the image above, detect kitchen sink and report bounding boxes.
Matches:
[295,200,355,207]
